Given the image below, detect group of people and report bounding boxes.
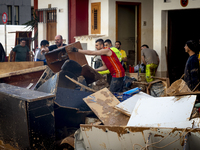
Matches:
[10,35,66,63]
[8,34,200,93]
[8,35,160,92]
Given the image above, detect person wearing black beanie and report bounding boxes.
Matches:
[184,40,199,91]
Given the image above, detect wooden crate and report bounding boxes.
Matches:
[126,72,146,82]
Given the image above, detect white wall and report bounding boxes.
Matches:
[89,0,153,48]
[0,25,33,56]
[153,0,200,77]
[77,0,153,66]
[38,0,68,45]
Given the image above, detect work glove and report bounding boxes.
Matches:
[70,47,78,52]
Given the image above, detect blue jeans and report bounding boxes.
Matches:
[109,77,124,92]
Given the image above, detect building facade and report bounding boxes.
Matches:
[154,0,200,82]
[0,0,31,25]
[36,0,200,82]
[37,0,153,68]
[0,0,32,56]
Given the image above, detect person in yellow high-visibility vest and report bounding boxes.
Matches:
[115,41,127,71]
[141,44,159,82]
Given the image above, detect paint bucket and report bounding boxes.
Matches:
[166,79,191,96]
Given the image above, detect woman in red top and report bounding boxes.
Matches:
[70,39,125,92]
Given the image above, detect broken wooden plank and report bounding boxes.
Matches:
[0,61,43,75]
[81,64,103,85]
[83,88,129,126]
[127,95,196,127]
[0,65,46,78]
[65,75,96,92]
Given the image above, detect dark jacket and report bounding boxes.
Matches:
[0,43,6,62]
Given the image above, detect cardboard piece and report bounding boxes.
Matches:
[127,95,196,126]
[83,88,129,125]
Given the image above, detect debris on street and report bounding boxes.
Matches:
[1,41,200,150]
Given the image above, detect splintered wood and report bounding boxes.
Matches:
[83,88,129,126]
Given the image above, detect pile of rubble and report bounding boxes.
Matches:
[0,42,200,150]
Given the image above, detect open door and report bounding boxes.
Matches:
[168,9,200,83]
[116,2,141,66]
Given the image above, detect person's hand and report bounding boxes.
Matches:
[69,47,79,52]
[41,47,49,53]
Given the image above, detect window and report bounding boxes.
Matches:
[91,2,101,34]
[7,5,12,25]
[14,6,19,25]
[47,9,57,22]
[36,8,57,23]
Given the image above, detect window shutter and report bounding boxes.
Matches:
[91,2,101,34]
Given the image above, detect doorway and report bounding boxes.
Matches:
[116,2,141,65]
[168,9,200,83]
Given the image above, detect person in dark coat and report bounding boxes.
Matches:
[184,40,200,91]
[0,42,6,62]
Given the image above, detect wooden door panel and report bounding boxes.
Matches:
[47,22,56,41]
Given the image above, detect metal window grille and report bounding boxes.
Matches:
[36,8,57,23]
[14,6,19,25]
[47,9,57,22]
[7,5,12,25]
[94,9,97,30]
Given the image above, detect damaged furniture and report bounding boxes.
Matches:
[0,83,55,149]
